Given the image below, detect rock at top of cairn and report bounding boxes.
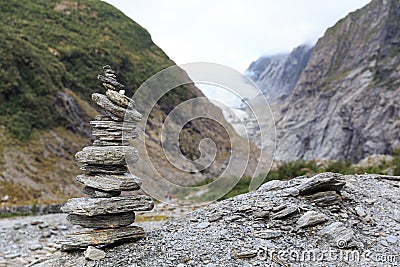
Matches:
[58,65,154,251]
[98,65,125,91]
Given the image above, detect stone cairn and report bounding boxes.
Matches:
[59,65,154,251]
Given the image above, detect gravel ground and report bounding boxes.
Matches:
[33,173,399,267]
[0,202,191,266]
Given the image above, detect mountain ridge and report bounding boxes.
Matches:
[275,0,400,162]
[245,44,313,103]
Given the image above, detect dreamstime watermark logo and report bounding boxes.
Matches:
[257,246,399,265]
[122,63,276,205]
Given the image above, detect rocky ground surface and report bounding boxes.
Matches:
[0,201,192,266]
[28,173,400,267]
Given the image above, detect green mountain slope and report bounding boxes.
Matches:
[0,0,175,140]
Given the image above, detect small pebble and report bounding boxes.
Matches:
[386,235,398,244]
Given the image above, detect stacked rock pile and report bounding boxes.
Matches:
[58,65,154,251]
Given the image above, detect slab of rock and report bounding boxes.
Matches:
[271,206,298,220]
[81,164,128,175]
[59,226,145,251]
[92,129,138,139]
[92,93,141,121]
[82,186,121,198]
[106,89,134,108]
[254,230,283,239]
[67,212,135,229]
[258,180,288,191]
[97,74,125,89]
[304,191,342,206]
[84,246,106,261]
[297,172,346,195]
[90,120,136,131]
[195,222,210,229]
[61,195,154,216]
[296,211,328,228]
[93,140,130,147]
[355,206,366,217]
[386,235,398,244]
[95,115,114,121]
[319,222,354,248]
[75,146,138,165]
[236,250,257,259]
[76,173,142,191]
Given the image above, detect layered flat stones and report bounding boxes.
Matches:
[80,164,128,175]
[91,129,138,142]
[92,140,130,147]
[97,74,125,89]
[106,89,134,108]
[297,172,346,195]
[61,196,154,216]
[66,212,136,229]
[92,93,141,121]
[90,119,136,131]
[82,186,121,198]
[59,65,154,251]
[60,226,145,251]
[75,146,138,165]
[76,174,142,191]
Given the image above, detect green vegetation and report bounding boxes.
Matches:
[392,147,400,175]
[0,212,31,219]
[0,0,175,141]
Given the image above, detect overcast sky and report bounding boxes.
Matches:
[103,0,371,107]
[104,0,370,72]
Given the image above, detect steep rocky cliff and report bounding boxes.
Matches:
[276,0,400,162]
[0,0,258,205]
[245,45,313,103]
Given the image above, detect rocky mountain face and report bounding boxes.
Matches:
[0,0,258,205]
[275,0,400,162]
[245,45,313,103]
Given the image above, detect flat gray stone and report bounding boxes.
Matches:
[90,120,136,131]
[84,246,106,261]
[355,206,366,217]
[271,206,298,220]
[61,195,154,216]
[67,212,135,229]
[297,172,346,195]
[254,230,283,239]
[195,222,210,229]
[236,250,257,259]
[319,222,354,248]
[386,235,398,244]
[258,180,288,191]
[76,173,142,191]
[91,129,138,141]
[92,93,141,121]
[296,211,328,228]
[280,187,300,197]
[81,164,128,175]
[97,74,125,89]
[59,226,144,251]
[82,186,121,198]
[28,243,43,251]
[106,89,134,108]
[304,191,342,206]
[93,140,130,146]
[75,146,138,165]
